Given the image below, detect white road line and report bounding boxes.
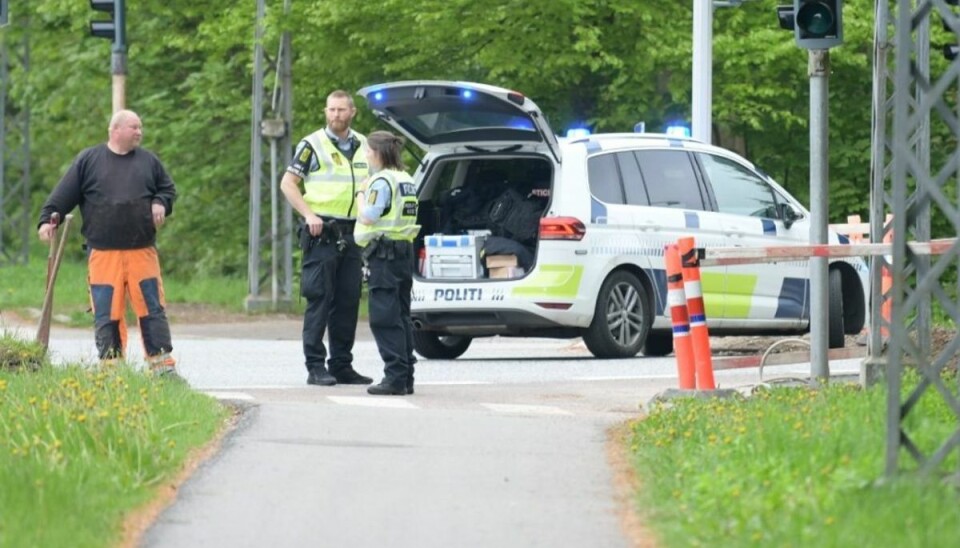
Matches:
[204,391,256,401]
[573,375,674,381]
[481,403,573,416]
[328,396,419,409]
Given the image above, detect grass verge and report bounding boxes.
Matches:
[629,376,960,547]
[0,353,229,548]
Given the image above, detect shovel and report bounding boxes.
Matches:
[36,213,74,349]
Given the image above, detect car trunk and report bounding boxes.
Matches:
[414,155,553,281]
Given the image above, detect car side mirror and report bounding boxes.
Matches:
[779,203,802,229]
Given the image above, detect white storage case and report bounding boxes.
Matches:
[424,234,486,279]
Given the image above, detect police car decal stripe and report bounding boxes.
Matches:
[684,212,700,229]
[651,268,667,316]
[718,273,758,318]
[591,199,608,224]
[512,265,583,299]
[762,219,777,236]
[775,277,808,319]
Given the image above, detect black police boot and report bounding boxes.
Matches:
[367,381,407,396]
[406,377,415,395]
[307,369,337,386]
[333,368,373,385]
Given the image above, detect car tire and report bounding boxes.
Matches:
[642,331,673,357]
[829,268,845,349]
[413,332,472,359]
[582,271,651,359]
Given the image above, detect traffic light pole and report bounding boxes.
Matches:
[809,48,830,380]
[110,0,126,112]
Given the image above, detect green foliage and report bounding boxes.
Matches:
[0,363,228,547]
[2,0,954,277]
[631,378,960,546]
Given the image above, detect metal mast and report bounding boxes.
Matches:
[0,13,31,267]
[875,0,960,478]
[246,0,294,311]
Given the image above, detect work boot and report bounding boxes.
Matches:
[148,353,185,383]
[407,376,415,395]
[332,368,373,385]
[367,380,407,396]
[307,369,337,386]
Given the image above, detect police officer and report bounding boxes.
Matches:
[280,90,373,387]
[354,131,421,396]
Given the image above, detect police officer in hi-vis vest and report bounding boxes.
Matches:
[280,90,373,387]
[354,131,421,396]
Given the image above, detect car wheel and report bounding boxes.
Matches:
[642,331,673,357]
[582,271,650,359]
[413,332,472,359]
[829,268,845,349]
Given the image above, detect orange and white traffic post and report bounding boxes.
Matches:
[677,236,716,390]
[880,214,894,338]
[664,244,696,390]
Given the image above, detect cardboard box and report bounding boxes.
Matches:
[489,266,525,279]
[424,234,485,279]
[485,254,518,269]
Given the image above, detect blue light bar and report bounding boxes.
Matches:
[462,89,474,99]
[565,128,591,139]
[372,91,384,101]
[665,125,691,138]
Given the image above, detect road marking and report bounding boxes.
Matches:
[328,396,419,409]
[204,391,256,401]
[481,403,573,416]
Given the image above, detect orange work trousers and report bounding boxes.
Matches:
[87,247,173,360]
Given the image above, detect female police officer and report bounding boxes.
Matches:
[354,131,421,395]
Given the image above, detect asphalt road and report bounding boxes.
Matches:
[3,318,863,547]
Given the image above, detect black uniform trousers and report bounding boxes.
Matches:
[300,223,362,375]
[366,239,416,389]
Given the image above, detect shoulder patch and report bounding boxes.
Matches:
[298,146,312,162]
[368,190,378,204]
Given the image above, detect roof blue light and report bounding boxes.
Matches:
[462,89,474,99]
[373,91,384,101]
[566,128,591,139]
[665,125,691,138]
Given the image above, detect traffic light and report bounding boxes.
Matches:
[776,0,843,50]
[943,0,959,60]
[1,0,8,27]
[89,0,125,50]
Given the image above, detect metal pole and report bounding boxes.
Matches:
[692,0,712,143]
[111,0,126,113]
[269,137,279,304]
[809,49,830,380]
[281,0,294,301]
[247,0,265,303]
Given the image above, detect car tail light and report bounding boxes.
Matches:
[539,217,586,241]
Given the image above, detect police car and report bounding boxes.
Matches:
[358,81,868,359]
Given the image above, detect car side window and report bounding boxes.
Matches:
[699,153,780,219]
[587,153,625,204]
[634,149,705,210]
[617,151,650,206]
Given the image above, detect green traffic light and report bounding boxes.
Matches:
[797,1,835,37]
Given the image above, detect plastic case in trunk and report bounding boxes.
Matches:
[424,234,486,279]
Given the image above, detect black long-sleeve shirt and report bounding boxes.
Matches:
[38,144,177,250]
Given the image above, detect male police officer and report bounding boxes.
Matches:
[280,90,372,386]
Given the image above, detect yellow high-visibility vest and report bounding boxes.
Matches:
[355,169,421,247]
[302,130,369,218]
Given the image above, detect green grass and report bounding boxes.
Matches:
[0,359,229,548]
[629,377,960,547]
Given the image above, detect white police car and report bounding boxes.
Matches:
[358,81,868,359]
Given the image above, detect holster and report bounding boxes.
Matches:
[362,236,382,263]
